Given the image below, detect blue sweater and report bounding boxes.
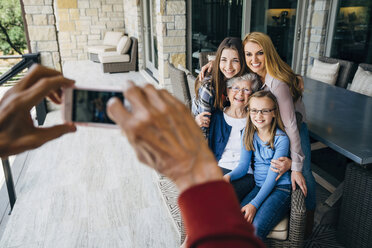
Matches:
[227,129,291,209]
[208,110,232,161]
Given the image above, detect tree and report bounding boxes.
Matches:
[0,0,27,55]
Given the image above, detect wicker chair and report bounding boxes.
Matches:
[87,31,123,62]
[168,62,191,108]
[186,73,197,100]
[264,187,306,248]
[318,56,355,89]
[198,51,216,69]
[99,37,138,73]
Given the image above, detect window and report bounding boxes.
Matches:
[329,0,372,63]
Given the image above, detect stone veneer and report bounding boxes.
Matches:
[23,0,61,70]
[301,0,331,75]
[122,0,143,70]
[157,0,187,90]
[23,0,126,70]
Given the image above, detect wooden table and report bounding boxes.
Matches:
[303,77,372,248]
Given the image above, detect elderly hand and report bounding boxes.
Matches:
[241,203,257,224]
[195,112,211,128]
[198,61,213,81]
[107,83,222,193]
[0,65,76,158]
[270,157,292,181]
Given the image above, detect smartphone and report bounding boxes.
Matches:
[63,85,127,128]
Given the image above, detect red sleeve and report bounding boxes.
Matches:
[178,181,265,248]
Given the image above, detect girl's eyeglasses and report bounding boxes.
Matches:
[249,108,276,115]
[229,86,252,95]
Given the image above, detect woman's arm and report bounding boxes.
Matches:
[271,83,304,172]
[196,82,214,115]
[227,138,252,181]
[249,135,290,209]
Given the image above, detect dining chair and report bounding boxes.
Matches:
[168,62,191,108]
[198,51,216,69]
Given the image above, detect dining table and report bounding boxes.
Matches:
[303,77,372,248]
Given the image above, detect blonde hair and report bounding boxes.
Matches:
[243,91,285,150]
[243,32,302,102]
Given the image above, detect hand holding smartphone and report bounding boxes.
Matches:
[63,85,128,128]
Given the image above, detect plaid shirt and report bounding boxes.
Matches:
[191,77,215,138]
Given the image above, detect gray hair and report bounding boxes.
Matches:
[226,73,262,93]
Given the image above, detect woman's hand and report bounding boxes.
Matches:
[195,112,211,127]
[0,65,76,158]
[223,174,230,183]
[270,157,292,181]
[198,61,213,81]
[241,203,257,223]
[291,171,307,196]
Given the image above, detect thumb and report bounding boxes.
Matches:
[106,97,131,130]
[36,123,76,144]
[275,173,282,181]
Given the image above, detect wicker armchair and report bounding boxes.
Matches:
[198,51,216,69]
[186,73,196,100]
[99,37,138,73]
[318,56,355,89]
[264,187,306,248]
[168,62,191,108]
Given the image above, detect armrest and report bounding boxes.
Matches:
[287,187,306,244]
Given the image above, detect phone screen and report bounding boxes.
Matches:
[72,89,124,124]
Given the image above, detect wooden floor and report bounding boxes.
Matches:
[0,61,179,247]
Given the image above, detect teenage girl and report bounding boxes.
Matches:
[224,91,291,240]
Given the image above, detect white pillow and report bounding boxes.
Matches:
[103,31,123,46]
[349,66,372,97]
[207,55,216,61]
[177,64,191,75]
[309,59,340,85]
[116,36,132,54]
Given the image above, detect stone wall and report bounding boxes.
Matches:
[55,0,125,62]
[23,0,61,70]
[157,0,187,90]
[122,0,143,69]
[301,0,331,75]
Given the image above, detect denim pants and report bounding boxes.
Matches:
[221,167,255,202]
[241,184,292,240]
[300,122,317,210]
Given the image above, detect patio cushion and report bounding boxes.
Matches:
[87,45,116,54]
[349,66,372,97]
[99,52,130,63]
[266,216,289,240]
[103,31,124,46]
[309,59,340,85]
[116,36,132,54]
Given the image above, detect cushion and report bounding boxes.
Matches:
[98,52,130,63]
[349,66,372,97]
[309,59,340,85]
[87,45,116,54]
[103,31,123,46]
[116,36,132,54]
[177,64,191,75]
[207,54,216,61]
[266,216,289,240]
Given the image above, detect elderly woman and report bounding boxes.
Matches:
[203,73,261,200]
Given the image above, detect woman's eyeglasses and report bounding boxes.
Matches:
[249,108,276,115]
[229,86,252,95]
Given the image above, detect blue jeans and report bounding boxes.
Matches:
[300,122,317,210]
[241,184,292,240]
[221,167,255,202]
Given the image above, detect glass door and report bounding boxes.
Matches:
[248,0,306,72]
[143,0,159,78]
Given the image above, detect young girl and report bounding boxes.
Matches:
[224,91,291,240]
[192,37,246,137]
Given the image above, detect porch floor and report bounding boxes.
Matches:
[0,61,179,247]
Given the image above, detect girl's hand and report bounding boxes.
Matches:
[198,61,213,81]
[291,171,307,196]
[241,204,257,223]
[270,157,292,181]
[195,112,211,127]
[223,174,230,183]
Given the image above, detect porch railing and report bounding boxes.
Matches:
[0,53,41,212]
